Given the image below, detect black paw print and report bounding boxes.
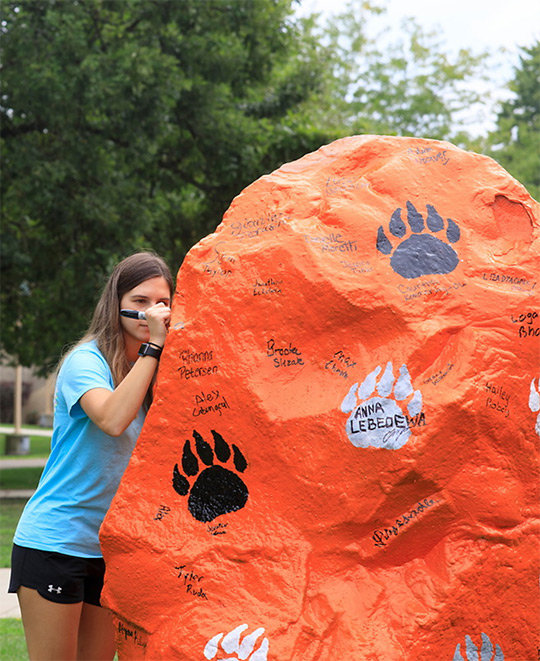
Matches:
[172,430,248,522]
[377,201,460,279]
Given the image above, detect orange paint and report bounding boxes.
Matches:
[101,136,540,660]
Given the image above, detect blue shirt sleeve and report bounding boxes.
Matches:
[59,345,114,419]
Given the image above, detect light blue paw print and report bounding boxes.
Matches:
[341,361,424,449]
[453,633,504,660]
[529,377,540,437]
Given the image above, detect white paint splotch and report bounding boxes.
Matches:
[204,624,269,661]
[529,377,540,437]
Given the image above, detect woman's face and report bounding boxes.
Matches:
[119,276,171,347]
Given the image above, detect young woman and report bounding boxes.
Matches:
[9,252,174,660]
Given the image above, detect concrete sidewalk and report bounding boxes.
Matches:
[1,458,47,469]
[0,568,20,618]
[1,456,46,499]
[0,426,52,438]
[0,446,48,618]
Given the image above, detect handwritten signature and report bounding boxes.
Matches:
[372,497,439,547]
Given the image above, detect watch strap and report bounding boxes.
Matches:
[138,343,162,360]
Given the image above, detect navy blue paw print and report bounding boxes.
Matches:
[377,201,460,279]
[172,430,248,522]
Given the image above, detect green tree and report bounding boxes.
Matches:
[0,0,337,372]
[487,42,540,200]
[1,0,491,373]
[320,5,488,140]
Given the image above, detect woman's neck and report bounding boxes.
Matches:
[123,333,140,364]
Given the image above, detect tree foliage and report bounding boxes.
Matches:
[486,42,540,200]
[1,0,337,372]
[320,7,488,140]
[1,0,492,372]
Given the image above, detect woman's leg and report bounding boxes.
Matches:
[77,602,117,661]
[17,586,82,661]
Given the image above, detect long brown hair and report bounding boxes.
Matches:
[74,252,174,387]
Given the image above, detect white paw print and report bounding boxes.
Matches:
[204,624,269,660]
[453,632,504,660]
[529,377,540,437]
[341,362,424,449]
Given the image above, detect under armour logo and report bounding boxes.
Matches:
[48,585,62,594]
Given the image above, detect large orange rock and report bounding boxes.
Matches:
[100,135,540,660]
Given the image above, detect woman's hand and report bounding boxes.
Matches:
[144,302,171,348]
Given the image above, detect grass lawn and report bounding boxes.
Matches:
[0,500,27,567]
[0,468,43,492]
[0,619,27,660]
[0,433,51,458]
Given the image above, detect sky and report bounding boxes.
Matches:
[297,0,539,135]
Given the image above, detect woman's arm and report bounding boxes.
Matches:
[80,303,170,436]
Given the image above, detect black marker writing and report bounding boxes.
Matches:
[202,242,235,278]
[178,350,219,380]
[229,212,288,239]
[325,176,369,195]
[482,272,537,290]
[266,338,304,368]
[117,623,147,648]
[253,277,283,296]
[511,311,538,324]
[423,363,454,386]
[175,565,209,601]
[207,522,228,536]
[398,279,466,301]
[408,147,450,166]
[340,260,373,274]
[519,326,540,338]
[303,232,358,253]
[325,350,357,379]
[485,382,510,418]
[349,401,426,436]
[373,497,439,547]
[178,364,219,379]
[154,505,171,521]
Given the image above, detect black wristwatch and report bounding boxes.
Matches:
[138,342,163,360]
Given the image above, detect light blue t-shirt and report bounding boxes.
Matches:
[14,340,144,558]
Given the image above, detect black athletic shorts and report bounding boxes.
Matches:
[8,544,105,607]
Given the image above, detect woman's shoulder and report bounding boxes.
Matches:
[55,339,114,396]
[72,338,101,354]
[60,340,108,373]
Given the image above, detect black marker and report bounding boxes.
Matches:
[120,309,146,320]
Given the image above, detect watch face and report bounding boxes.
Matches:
[139,343,160,359]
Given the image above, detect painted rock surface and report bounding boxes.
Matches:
[100,135,540,660]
